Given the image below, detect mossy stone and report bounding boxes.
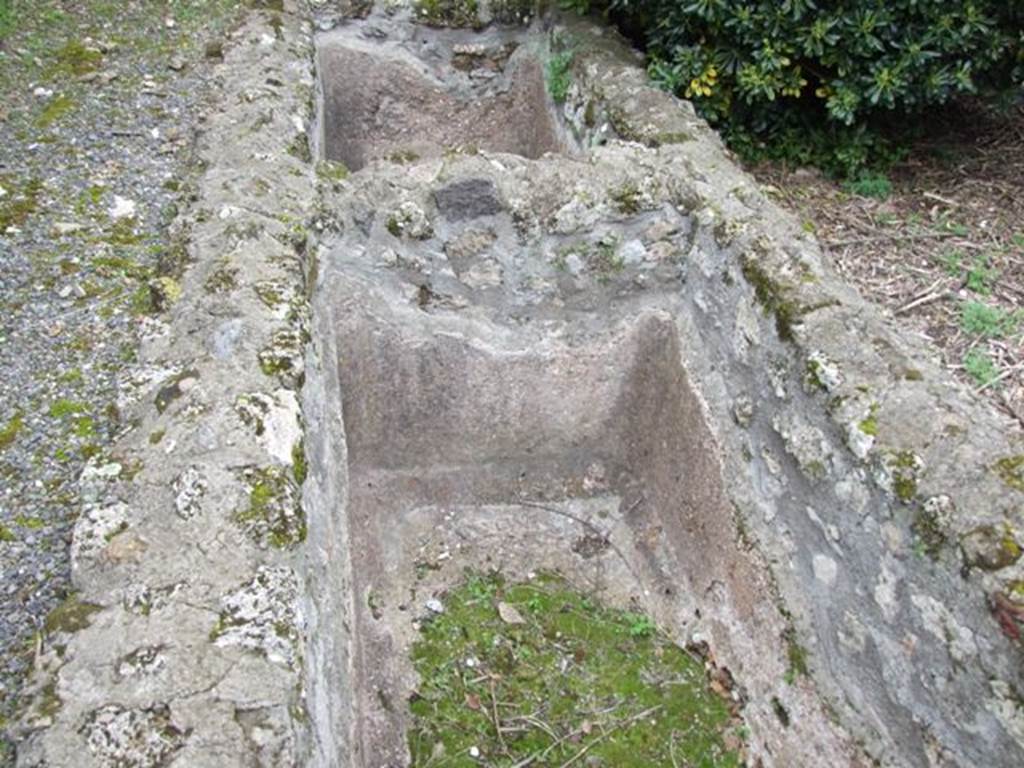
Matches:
[995,455,1024,492]
[961,525,1023,571]
[741,255,800,342]
[44,597,102,635]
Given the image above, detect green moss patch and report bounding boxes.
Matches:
[50,40,103,76]
[740,255,800,342]
[0,176,43,231]
[0,411,24,452]
[35,93,75,128]
[995,455,1024,492]
[961,525,1022,572]
[610,182,643,214]
[48,398,86,418]
[44,596,102,635]
[236,466,305,549]
[409,571,742,767]
[316,160,349,183]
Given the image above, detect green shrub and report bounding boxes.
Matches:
[578,0,1024,174]
[844,172,892,200]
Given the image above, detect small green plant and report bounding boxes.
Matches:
[591,236,623,276]
[966,255,997,295]
[843,172,893,201]
[961,301,1019,339]
[783,628,809,684]
[940,218,970,237]
[964,348,999,387]
[48,398,86,418]
[939,249,963,277]
[546,49,574,104]
[626,613,656,638]
[0,411,24,451]
[315,160,349,183]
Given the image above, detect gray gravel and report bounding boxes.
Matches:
[0,3,243,761]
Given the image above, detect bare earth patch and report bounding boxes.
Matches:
[753,102,1024,428]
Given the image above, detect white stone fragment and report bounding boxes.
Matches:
[108,195,137,220]
[812,554,838,587]
[425,598,444,614]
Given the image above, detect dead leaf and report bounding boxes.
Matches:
[465,693,481,711]
[498,601,525,625]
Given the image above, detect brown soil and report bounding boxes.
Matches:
[753,101,1024,428]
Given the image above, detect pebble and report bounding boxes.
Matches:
[425,598,444,614]
[52,221,84,235]
[108,195,137,219]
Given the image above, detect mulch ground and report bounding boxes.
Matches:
[753,100,1024,429]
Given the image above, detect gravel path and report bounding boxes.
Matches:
[0,2,242,761]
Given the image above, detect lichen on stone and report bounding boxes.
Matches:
[236,466,305,549]
[147,276,182,311]
[210,566,302,668]
[235,389,302,466]
[803,351,842,394]
[258,328,306,387]
[204,262,239,294]
[80,703,187,768]
[254,278,297,319]
[773,413,832,480]
[875,449,924,504]
[122,582,184,617]
[71,501,131,564]
[316,160,349,183]
[172,465,207,520]
[961,524,1022,571]
[116,645,167,679]
[385,201,434,240]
